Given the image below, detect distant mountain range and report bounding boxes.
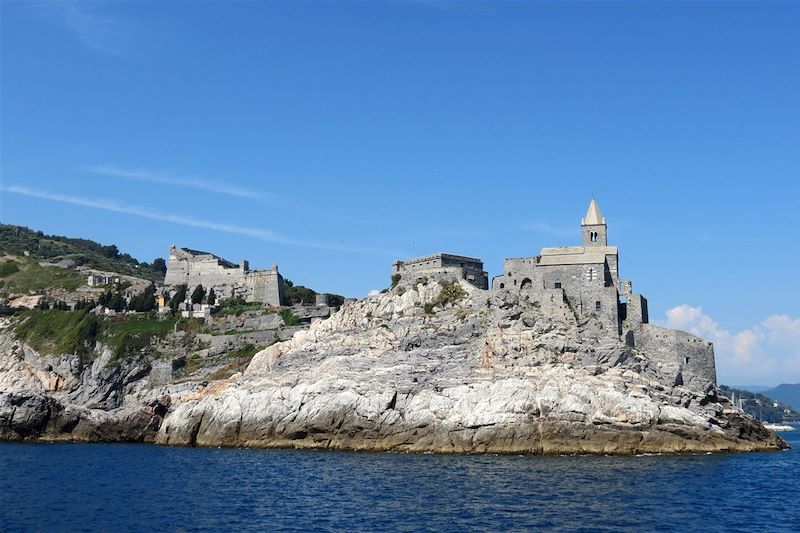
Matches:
[732,385,773,393]
[732,383,800,412]
[718,385,800,423]
[762,384,800,412]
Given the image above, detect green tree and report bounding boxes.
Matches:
[128,284,156,312]
[101,244,119,258]
[152,257,167,274]
[170,284,188,313]
[285,281,316,305]
[191,284,206,305]
[98,290,111,307]
[207,287,216,306]
[109,292,125,312]
[141,284,156,311]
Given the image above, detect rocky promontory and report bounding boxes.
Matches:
[158,278,784,453]
[1,277,787,454]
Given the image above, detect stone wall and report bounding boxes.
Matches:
[165,247,246,290]
[244,269,285,307]
[395,267,471,288]
[148,360,173,386]
[633,323,717,388]
[165,246,285,306]
[623,293,649,331]
[493,257,540,291]
[393,253,489,289]
[538,263,620,333]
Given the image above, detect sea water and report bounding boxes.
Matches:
[2,427,798,532]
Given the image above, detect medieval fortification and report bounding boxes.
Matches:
[162,199,714,387]
[392,199,717,388]
[164,246,285,306]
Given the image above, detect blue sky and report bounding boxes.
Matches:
[1,1,798,385]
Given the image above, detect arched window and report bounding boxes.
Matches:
[521,278,532,290]
[499,283,505,289]
[587,268,595,282]
[590,231,597,242]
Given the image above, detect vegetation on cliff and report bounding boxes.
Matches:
[0,224,166,282]
[12,309,180,363]
[284,278,344,308]
[13,308,98,358]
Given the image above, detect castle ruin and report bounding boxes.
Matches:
[164,246,285,306]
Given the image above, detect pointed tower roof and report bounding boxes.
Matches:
[582,198,606,226]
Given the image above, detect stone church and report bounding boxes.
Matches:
[394,199,717,388]
[492,199,716,388]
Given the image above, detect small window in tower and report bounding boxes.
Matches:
[555,282,562,289]
[500,283,505,289]
[587,268,595,281]
[684,357,690,364]
[595,301,601,311]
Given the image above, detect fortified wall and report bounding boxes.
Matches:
[164,246,285,306]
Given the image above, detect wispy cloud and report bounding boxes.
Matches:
[43,1,127,56]
[85,165,265,200]
[2,185,399,257]
[84,163,373,226]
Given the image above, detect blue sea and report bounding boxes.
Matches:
[2,428,798,532]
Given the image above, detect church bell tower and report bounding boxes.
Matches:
[582,198,607,247]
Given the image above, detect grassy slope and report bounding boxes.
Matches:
[0,224,165,282]
[0,258,85,294]
[13,309,99,358]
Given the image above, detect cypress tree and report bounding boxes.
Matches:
[191,284,206,305]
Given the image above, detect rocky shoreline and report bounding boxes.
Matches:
[0,278,788,454]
